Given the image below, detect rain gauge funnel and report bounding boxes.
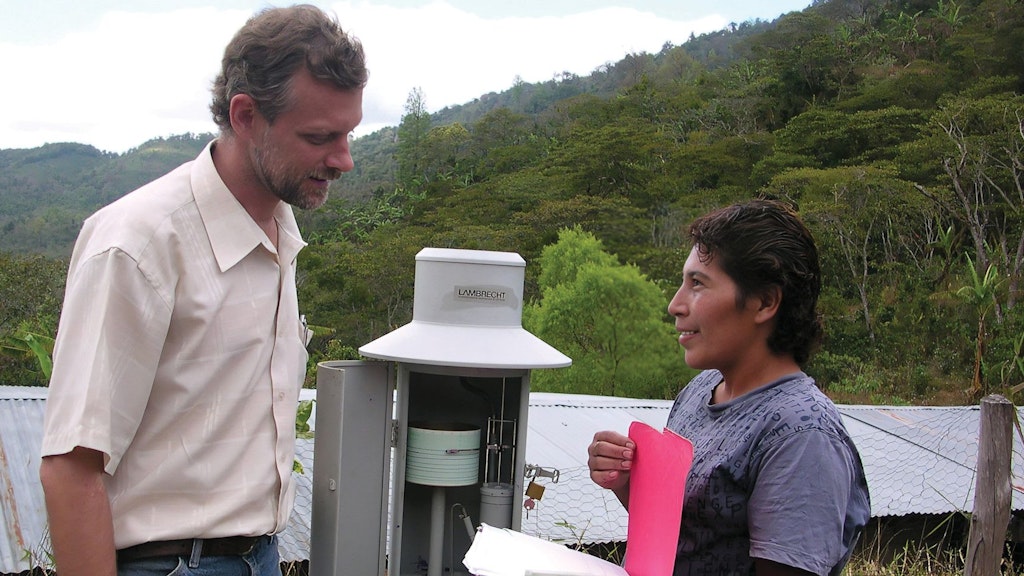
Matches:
[310,248,571,576]
[358,247,571,369]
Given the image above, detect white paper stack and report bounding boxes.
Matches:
[462,524,629,576]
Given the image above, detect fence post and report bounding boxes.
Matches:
[964,394,1013,576]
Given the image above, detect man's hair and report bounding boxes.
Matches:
[688,198,823,364]
[210,4,368,133]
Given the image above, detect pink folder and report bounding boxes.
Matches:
[623,421,693,576]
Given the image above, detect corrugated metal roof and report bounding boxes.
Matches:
[519,393,673,545]
[0,386,49,574]
[519,395,1024,545]
[0,387,318,574]
[2,387,1022,573]
[839,404,1024,517]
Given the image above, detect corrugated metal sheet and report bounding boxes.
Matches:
[519,395,1024,545]
[0,387,316,573]
[2,387,1023,573]
[281,437,314,564]
[840,404,1024,517]
[0,386,49,574]
[519,393,673,545]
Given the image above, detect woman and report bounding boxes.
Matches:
[588,199,870,576]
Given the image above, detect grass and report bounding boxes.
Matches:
[568,519,1024,576]
[844,534,1023,576]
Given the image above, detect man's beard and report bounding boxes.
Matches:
[251,137,340,210]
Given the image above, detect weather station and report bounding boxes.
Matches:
[309,247,571,576]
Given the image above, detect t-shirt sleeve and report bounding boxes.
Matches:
[41,247,172,474]
[746,428,859,576]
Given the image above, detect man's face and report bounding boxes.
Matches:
[249,69,363,210]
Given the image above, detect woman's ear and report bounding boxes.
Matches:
[754,286,782,324]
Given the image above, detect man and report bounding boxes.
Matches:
[588,199,870,575]
[39,5,367,575]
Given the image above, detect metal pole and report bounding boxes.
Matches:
[429,486,446,576]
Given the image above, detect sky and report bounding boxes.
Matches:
[0,0,811,153]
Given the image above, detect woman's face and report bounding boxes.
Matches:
[667,246,767,372]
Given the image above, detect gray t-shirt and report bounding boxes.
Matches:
[665,370,870,576]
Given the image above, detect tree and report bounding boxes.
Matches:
[768,165,951,396]
[526,228,690,399]
[0,252,64,334]
[396,87,432,189]
[419,123,471,184]
[468,108,545,179]
[784,167,921,342]
[913,92,1024,310]
[0,251,64,387]
[956,255,1004,400]
[534,226,618,290]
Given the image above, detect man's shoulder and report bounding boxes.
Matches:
[78,161,199,259]
[98,161,195,218]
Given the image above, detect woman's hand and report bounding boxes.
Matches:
[587,430,635,496]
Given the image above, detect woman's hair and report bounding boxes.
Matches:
[688,198,823,364]
[210,4,368,133]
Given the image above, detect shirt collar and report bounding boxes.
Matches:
[191,141,307,272]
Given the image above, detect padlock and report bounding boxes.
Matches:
[525,480,545,500]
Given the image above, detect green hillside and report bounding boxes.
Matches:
[0,134,211,256]
[3,0,1024,406]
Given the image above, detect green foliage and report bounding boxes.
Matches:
[956,254,1003,309]
[535,226,619,289]
[298,228,424,350]
[3,330,54,379]
[0,323,55,387]
[955,254,1006,398]
[808,351,914,405]
[293,399,316,473]
[547,119,670,199]
[396,87,433,189]
[0,134,211,257]
[308,185,426,244]
[295,399,315,440]
[0,252,63,387]
[526,228,692,399]
[837,60,953,112]
[5,0,1024,406]
[774,107,926,167]
[0,252,64,332]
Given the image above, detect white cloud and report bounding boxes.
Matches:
[0,2,727,152]
[342,2,725,135]
[0,7,246,151]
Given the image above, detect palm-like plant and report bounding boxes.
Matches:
[956,254,1004,399]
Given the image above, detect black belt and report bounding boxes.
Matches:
[116,536,265,563]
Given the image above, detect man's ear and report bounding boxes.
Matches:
[754,285,782,324]
[228,94,259,138]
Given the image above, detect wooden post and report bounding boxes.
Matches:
[964,394,1014,576]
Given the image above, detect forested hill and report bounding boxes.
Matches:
[3,0,1024,406]
[0,135,212,256]
[0,5,777,258]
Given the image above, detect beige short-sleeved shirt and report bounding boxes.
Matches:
[41,141,309,549]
